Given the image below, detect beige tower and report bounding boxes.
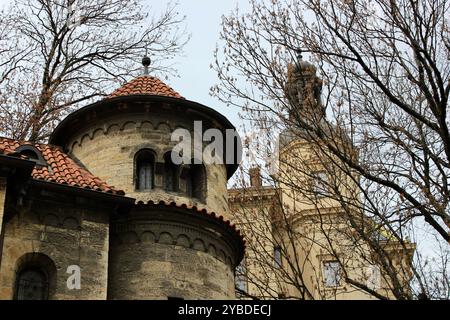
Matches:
[229,56,414,300]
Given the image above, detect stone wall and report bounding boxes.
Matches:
[66,108,230,219]
[0,177,6,253]
[108,206,238,299]
[0,187,111,300]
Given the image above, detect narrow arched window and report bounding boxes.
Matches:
[164,152,179,192]
[135,149,155,190]
[15,268,48,300]
[192,164,206,200]
[184,162,206,201]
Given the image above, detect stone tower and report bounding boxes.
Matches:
[49,59,244,299]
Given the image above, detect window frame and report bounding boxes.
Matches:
[235,259,248,294]
[322,260,342,288]
[312,170,329,197]
[163,152,179,192]
[181,161,207,202]
[134,149,156,191]
[366,265,381,290]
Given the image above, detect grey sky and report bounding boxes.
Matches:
[147,0,251,129]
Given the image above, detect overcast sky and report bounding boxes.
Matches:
[148,0,251,128]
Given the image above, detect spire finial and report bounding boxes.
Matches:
[296,48,303,62]
[142,54,151,75]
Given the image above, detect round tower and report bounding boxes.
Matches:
[49,60,244,299]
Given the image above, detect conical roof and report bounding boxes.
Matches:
[107,75,184,99]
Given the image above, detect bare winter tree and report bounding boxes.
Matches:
[215,0,450,300]
[0,0,188,141]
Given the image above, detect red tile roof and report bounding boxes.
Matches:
[0,137,124,195]
[107,75,184,99]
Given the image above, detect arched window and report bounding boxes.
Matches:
[15,268,48,300]
[20,149,39,160]
[164,152,179,192]
[135,149,155,190]
[183,162,206,201]
[192,164,206,200]
[13,253,56,300]
[15,145,47,167]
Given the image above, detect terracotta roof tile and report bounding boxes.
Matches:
[107,75,184,99]
[0,137,124,196]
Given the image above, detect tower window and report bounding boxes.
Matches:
[188,163,206,201]
[181,161,207,202]
[164,152,179,192]
[323,261,342,287]
[15,268,48,300]
[274,246,282,268]
[312,171,329,197]
[135,149,155,190]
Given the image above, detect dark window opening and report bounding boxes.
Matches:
[15,145,47,167]
[135,149,155,190]
[164,152,179,192]
[187,163,206,201]
[20,150,39,160]
[15,268,48,300]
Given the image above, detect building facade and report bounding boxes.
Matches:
[0,56,413,300]
[0,59,244,300]
[228,59,415,300]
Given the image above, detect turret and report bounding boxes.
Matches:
[49,59,244,299]
[285,51,326,125]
